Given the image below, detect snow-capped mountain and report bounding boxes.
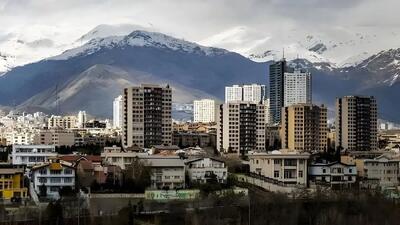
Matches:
[200,26,400,68]
[0,24,153,73]
[0,30,265,118]
[51,30,229,61]
[347,48,400,87]
[76,24,152,42]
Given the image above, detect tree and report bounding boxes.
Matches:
[123,158,152,192]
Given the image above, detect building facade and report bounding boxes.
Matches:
[269,59,287,125]
[122,84,172,148]
[140,156,185,190]
[113,95,123,129]
[248,150,310,186]
[31,160,76,199]
[193,99,217,123]
[280,104,327,152]
[11,145,57,167]
[33,129,75,146]
[225,84,266,104]
[48,115,77,129]
[335,96,378,151]
[185,158,228,184]
[77,111,87,128]
[284,69,312,107]
[0,167,28,200]
[308,162,357,188]
[360,155,399,188]
[217,102,265,155]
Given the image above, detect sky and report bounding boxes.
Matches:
[1,0,400,64]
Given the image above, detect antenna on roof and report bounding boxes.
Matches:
[282,47,285,60]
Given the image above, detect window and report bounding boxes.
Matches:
[64,169,73,174]
[50,170,61,175]
[299,171,303,178]
[39,169,47,175]
[322,169,326,173]
[274,171,279,178]
[50,178,61,183]
[38,178,47,183]
[164,176,170,179]
[274,159,281,165]
[64,177,72,183]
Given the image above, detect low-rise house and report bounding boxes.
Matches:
[140,156,185,190]
[101,146,148,170]
[11,145,57,167]
[308,162,357,188]
[0,167,28,200]
[31,159,76,199]
[185,158,227,184]
[360,155,399,189]
[248,150,310,186]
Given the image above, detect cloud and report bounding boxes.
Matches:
[0,0,399,56]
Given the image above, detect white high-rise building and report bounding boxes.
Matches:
[264,98,270,125]
[113,95,123,129]
[193,99,217,123]
[225,84,266,103]
[77,111,87,128]
[225,85,243,103]
[243,84,266,103]
[284,69,311,107]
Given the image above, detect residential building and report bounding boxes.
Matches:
[283,68,311,107]
[225,85,243,103]
[248,150,310,186]
[280,104,327,152]
[140,156,185,190]
[185,158,227,184]
[264,98,270,125]
[359,155,399,188]
[85,120,106,128]
[0,167,28,200]
[113,95,123,129]
[242,84,266,103]
[225,84,266,104]
[173,122,216,133]
[308,162,357,188]
[265,125,281,151]
[101,146,148,170]
[33,129,75,146]
[31,159,76,199]
[6,130,35,145]
[77,111,87,128]
[11,145,57,167]
[217,102,265,155]
[269,59,287,124]
[122,84,172,148]
[173,132,211,148]
[193,99,217,123]
[48,115,77,129]
[335,96,378,151]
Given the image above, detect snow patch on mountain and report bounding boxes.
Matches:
[50,30,229,61]
[76,24,152,43]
